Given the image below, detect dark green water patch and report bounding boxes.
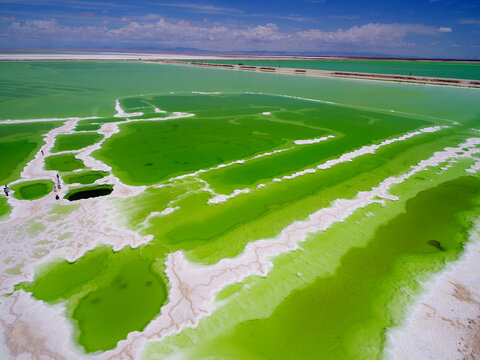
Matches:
[44,153,85,172]
[62,170,109,185]
[65,184,113,201]
[10,179,53,200]
[74,259,166,351]
[51,132,103,152]
[16,245,169,353]
[197,176,480,360]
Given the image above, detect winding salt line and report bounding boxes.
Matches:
[139,112,195,121]
[0,116,99,125]
[210,126,446,204]
[208,188,251,204]
[161,207,180,216]
[294,135,335,145]
[169,147,295,183]
[114,99,144,118]
[124,137,480,358]
[284,126,444,182]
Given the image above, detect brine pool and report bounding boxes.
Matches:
[0,61,479,359]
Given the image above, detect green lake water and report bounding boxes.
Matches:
[62,170,109,185]
[51,132,103,153]
[44,153,85,172]
[11,179,53,200]
[17,245,168,353]
[179,177,480,360]
[188,59,480,80]
[2,61,480,358]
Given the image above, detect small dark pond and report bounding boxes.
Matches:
[65,185,113,201]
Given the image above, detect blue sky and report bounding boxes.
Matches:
[1,0,479,58]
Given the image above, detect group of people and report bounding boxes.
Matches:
[3,184,9,197]
[53,174,62,200]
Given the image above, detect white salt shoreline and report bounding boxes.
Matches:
[386,227,480,359]
[1,100,479,359]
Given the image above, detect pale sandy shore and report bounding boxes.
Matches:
[164,60,480,88]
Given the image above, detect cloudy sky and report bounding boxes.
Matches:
[0,0,479,58]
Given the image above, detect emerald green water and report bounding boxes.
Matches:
[94,94,332,185]
[51,132,103,153]
[143,172,480,359]
[11,180,53,200]
[44,153,85,172]
[3,61,480,358]
[188,60,480,80]
[74,259,166,351]
[62,170,109,185]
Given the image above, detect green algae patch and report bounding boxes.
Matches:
[51,132,103,153]
[16,249,110,303]
[0,122,63,184]
[62,170,109,185]
[74,259,167,352]
[16,245,169,353]
[11,179,53,200]
[170,177,480,360]
[64,184,113,201]
[44,153,85,172]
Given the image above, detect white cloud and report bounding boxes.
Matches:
[4,18,451,52]
[438,27,452,32]
[297,23,437,45]
[232,23,289,42]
